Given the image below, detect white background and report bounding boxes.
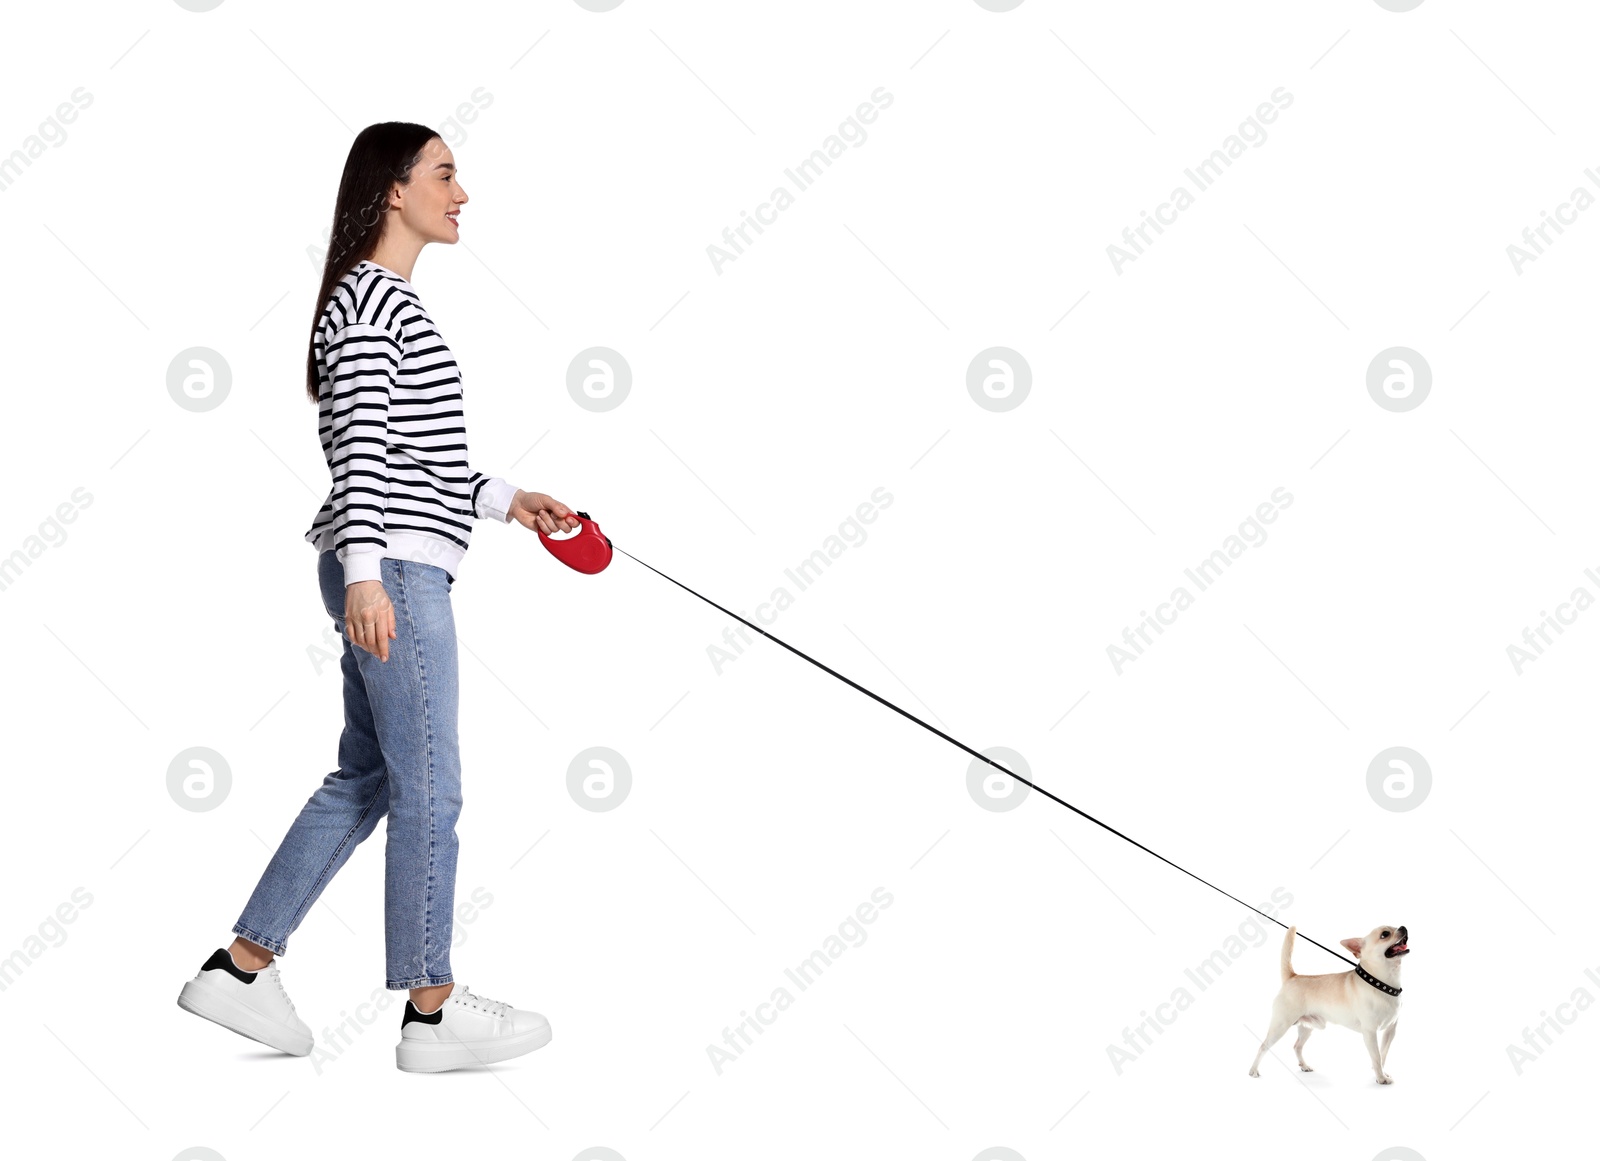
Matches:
[2,2,1595,1159]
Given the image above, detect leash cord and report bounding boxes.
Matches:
[614,545,1357,968]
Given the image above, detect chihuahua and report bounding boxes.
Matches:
[1248,923,1409,1084]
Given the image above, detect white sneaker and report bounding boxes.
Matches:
[177,947,313,1057]
[395,982,552,1073]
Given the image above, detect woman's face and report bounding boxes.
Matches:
[392,137,467,245]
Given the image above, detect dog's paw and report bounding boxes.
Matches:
[1248,1068,1260,1078]
[1377,1073,1394,1085]
[1298,1064,1314,1072]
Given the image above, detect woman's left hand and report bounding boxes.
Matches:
[509,490,581,535]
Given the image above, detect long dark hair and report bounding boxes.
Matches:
[305,122,442,402]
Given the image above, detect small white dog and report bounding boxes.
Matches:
[1248,923,1408,1084]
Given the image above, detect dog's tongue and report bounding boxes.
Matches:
[1393,941,1408,952]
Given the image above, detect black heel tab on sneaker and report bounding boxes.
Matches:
[203,947,258,984]
[402,1001,444,1029]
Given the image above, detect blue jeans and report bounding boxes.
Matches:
[233,550,463,990]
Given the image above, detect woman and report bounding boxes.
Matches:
[176,123,576,1074]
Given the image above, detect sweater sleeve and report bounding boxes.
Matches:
[468,472,518,524]
[324,322,402,584]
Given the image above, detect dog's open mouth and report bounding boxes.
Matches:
[1386,939,1409,957]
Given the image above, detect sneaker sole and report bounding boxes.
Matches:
[395,1021,552,1073]
[177,977,313,1057]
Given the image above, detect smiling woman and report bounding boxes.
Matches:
[175,122,583,1075]
[308,126,467,339]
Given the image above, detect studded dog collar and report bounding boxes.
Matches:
[1354,962,1402,996]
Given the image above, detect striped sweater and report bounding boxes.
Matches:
[304,259,517,585]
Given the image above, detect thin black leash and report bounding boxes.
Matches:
[613,544,1357,968]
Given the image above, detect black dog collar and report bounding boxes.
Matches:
[1354,963,1401,996]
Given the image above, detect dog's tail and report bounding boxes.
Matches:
[1280,925,1297,982]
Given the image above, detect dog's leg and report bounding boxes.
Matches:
[1292,1021,1314,1071]
[1363,1029,1392,1084]
[1380,1020,1398,1073]
[1248,1013,1294,1078]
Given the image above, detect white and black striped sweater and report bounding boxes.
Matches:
[304,259,517,585]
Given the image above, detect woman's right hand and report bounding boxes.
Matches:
[345,580,397,662]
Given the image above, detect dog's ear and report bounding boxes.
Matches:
[1340,936,1364,959]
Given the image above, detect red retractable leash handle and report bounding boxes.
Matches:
[536,510,613,574]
